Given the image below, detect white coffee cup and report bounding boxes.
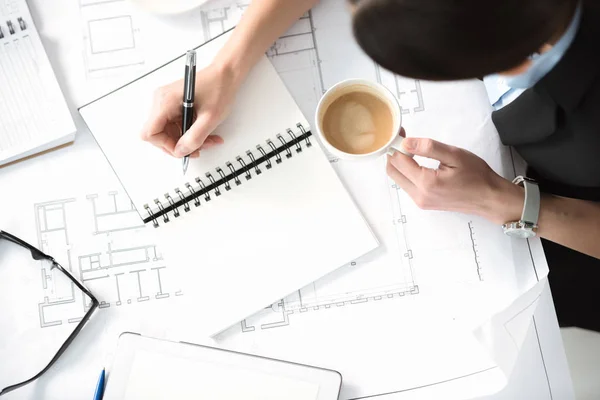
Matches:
[315,79,412,161]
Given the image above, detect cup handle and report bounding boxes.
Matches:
[387,135,414,158]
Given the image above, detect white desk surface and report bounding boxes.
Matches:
[14,0,574,398]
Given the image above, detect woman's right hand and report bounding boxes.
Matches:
[140,62,242,158]
[141,0,317,157]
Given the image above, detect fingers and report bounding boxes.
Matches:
[149,132,178,155]
[141,113,177,152]
[200,135,224,150]
[185,136,224,157]
[401,137,460,167]
[386,156,417,197]
[141,111,168,143]
[388,153,443,212]
[141,86,181,154]
[142,74,230,158]
[174,112,222,157]
[162,135,222,161]
[388,149,428,184]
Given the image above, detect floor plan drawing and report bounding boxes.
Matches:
[199,1,248,41]
[34,191,181,327]
[80,0,144,79]
[87,191,144,234]
[35,198,86,328]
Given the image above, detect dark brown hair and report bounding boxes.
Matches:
[350,0,578,80]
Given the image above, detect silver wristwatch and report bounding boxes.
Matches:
[502,176,540,239]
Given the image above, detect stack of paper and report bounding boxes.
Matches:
[0,0,75,166]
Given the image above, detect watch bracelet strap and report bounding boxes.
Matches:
[520,178,540,225]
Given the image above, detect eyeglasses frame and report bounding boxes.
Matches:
[0,230,99,396]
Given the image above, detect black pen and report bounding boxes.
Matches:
[181,50,196,175]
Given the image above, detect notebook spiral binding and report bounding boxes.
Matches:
[143,123,313,227]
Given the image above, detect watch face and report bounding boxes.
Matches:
[505,228,536,239]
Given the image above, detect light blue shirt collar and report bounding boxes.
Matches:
[485,2,582,105]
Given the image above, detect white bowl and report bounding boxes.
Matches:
[129,0,212,15]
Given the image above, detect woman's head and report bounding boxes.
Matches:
[350,0,578,80]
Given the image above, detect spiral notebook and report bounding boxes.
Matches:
[79,30,378,336]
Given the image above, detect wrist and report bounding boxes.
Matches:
[213,35,257,88]
[211,51,247,90]
[483,178,525,225]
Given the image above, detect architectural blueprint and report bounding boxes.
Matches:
[80,0,144,79]
[188,0,488,335]
[34,191,181,329]
[189,2,548,399]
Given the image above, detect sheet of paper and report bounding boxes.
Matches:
[0,0,75,165]
[2,0,552,399]
[474,279,548,377]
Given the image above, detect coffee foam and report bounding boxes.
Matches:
[321,90,393,155]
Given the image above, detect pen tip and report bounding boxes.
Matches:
[183,157,189,175]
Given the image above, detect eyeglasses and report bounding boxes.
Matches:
[0,230,99,397]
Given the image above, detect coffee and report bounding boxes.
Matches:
[322,90,393,155]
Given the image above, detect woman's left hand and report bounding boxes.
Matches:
[387,137,524,225]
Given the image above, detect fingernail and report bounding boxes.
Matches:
[402,138,416,151]
[174,143,191,158]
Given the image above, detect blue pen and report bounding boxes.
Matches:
[93,368,105,400]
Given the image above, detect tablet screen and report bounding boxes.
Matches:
[124,349,321,400]
[104,333,341,400]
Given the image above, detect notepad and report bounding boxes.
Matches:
[79,30,378,336]
[0,0,76,166]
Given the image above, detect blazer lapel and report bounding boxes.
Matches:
[491,88,558,146]
[536,0,600,112]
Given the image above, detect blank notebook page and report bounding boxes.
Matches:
[80,31,377,336]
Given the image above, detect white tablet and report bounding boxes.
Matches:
[104,333,342,400]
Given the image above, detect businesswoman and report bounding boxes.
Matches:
[141,0,600,331]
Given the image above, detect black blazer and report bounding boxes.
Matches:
[492,0,600,200]
[491,1,600,331]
